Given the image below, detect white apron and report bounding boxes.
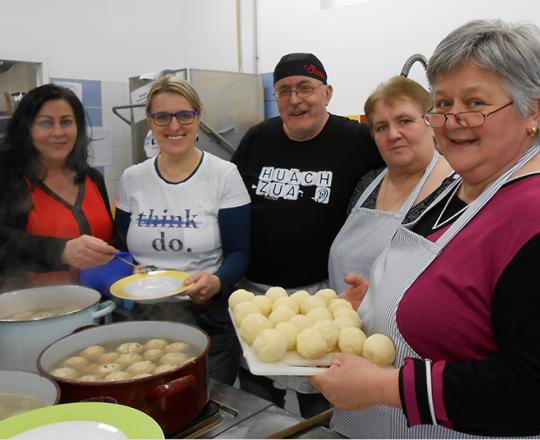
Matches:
[328,152,440,292]
[278,153,439,394]
[332,145,539,438]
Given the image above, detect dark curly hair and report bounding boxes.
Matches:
[0,83,92,184]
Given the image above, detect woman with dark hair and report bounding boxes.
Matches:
[0,83,116,291]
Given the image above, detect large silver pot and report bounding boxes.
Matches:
[0,285,115,372]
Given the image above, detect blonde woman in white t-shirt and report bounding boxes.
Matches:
[114,75,251,385]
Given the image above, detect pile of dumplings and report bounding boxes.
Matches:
[49,338,196,382]
[229,287,396,367]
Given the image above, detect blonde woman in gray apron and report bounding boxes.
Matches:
[329,76,453,292]
[312,19,540,438]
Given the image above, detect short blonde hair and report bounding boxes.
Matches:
[145,75,203,115]
[364,76,430,133]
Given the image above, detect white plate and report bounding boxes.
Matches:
[12,421,127,440]
[229,309,329,376]
[124,276,182,297]
[110,270,190,303]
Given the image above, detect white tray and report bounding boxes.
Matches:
[229,309,330,376]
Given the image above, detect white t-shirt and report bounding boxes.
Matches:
[116,152,250,273]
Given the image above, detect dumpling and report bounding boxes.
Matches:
[78,374,101,382]
[160,352,190,365]
[264,287,288,303]
[127,360,155,375]
[62,356,89,370]
[97,352,120,364]
[329,298,354,316]
[338,327,367,355]
[289,314,313,332]
[362,334,396,367]
[312,320,339,352]
[51,367,78,380]
[116,342,144,354]
[117,353,142,367]
[274,321,298,350]
[268,306,296,327]
[300,296,326,315]
[289,290,311,305]
[154,364,177,375]
[104,371,132,382]
[272,297,300,314]
[252,295,272,317]
[82,363,100,375]
[164,342,191,353]
[95,363,122,377]
[296,328,327,360]
[79,345,106,361]
[228,289,255,309]
[233,301,259,326]
[252,329,287,362]
[239,312,272,344]
[334,314,361,330]
[314,288,338,305]
[143,339,169,350]
[143,349,163,362]
[333,308,363,328]
[305,306,333,322]
[132,373,152,379]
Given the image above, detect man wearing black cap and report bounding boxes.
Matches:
[231,53,383,416]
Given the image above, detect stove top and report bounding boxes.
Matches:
[170,401,223,439]
[167,380,344,439]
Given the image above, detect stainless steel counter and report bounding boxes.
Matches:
[200,380,344,439]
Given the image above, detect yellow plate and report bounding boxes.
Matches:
[110,270,190,303]
[0,402,164,439]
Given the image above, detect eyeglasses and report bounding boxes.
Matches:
[148,110,199,126]
[273,84,325,100]
[423,102,513,128]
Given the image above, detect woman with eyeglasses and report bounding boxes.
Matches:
[114,75,251,385]
[328,76,453,293]
[0,84,116,291]
[311,19,540,438]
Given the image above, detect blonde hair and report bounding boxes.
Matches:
[145,75,203,115]
[364,76,430,133]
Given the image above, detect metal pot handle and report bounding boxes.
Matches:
[148,374,196,399]
[91,300,116,319]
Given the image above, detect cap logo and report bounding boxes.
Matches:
[303,64,324,80]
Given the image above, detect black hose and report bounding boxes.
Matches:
[400,54,428,78]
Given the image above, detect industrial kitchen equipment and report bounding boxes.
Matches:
[113,68,264,164]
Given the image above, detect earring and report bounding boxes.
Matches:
[531,127,538,136]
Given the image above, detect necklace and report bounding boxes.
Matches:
[431,184,469,230]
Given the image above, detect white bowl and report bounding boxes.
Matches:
[0,370,60,408]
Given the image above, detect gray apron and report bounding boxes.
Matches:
[328,152,440,292]
[332,145,539,438]
[280,154,439,394]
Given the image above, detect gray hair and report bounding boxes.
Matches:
[427,19,540,121]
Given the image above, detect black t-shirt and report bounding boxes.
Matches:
[232,114,383,287]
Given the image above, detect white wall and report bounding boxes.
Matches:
[2,0,539,109]
[1,0,539,198]
[180,0,239,72]
[255,0,540,115]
